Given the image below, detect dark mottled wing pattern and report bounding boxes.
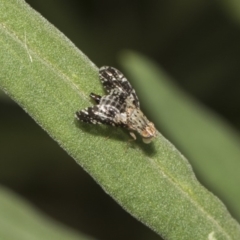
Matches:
[75,91,126,127]
[76,66,137,127]
[99,66,140,108]
[75,105,117,126]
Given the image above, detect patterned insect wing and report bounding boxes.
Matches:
[99,66,139,108]
[76,92,126,127]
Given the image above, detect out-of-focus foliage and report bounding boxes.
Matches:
[0,186,93,240]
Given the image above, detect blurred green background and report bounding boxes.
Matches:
[1,0,240,239]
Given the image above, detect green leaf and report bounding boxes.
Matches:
[0,186,93,240]
[0,1,240,240]
[215,0,240,24]
[119,51,240,221]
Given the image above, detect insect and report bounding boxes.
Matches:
[75,66,156,143]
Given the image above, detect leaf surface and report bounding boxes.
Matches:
[0,1,240,239]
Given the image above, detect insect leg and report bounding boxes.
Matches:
[90,93,101,104]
